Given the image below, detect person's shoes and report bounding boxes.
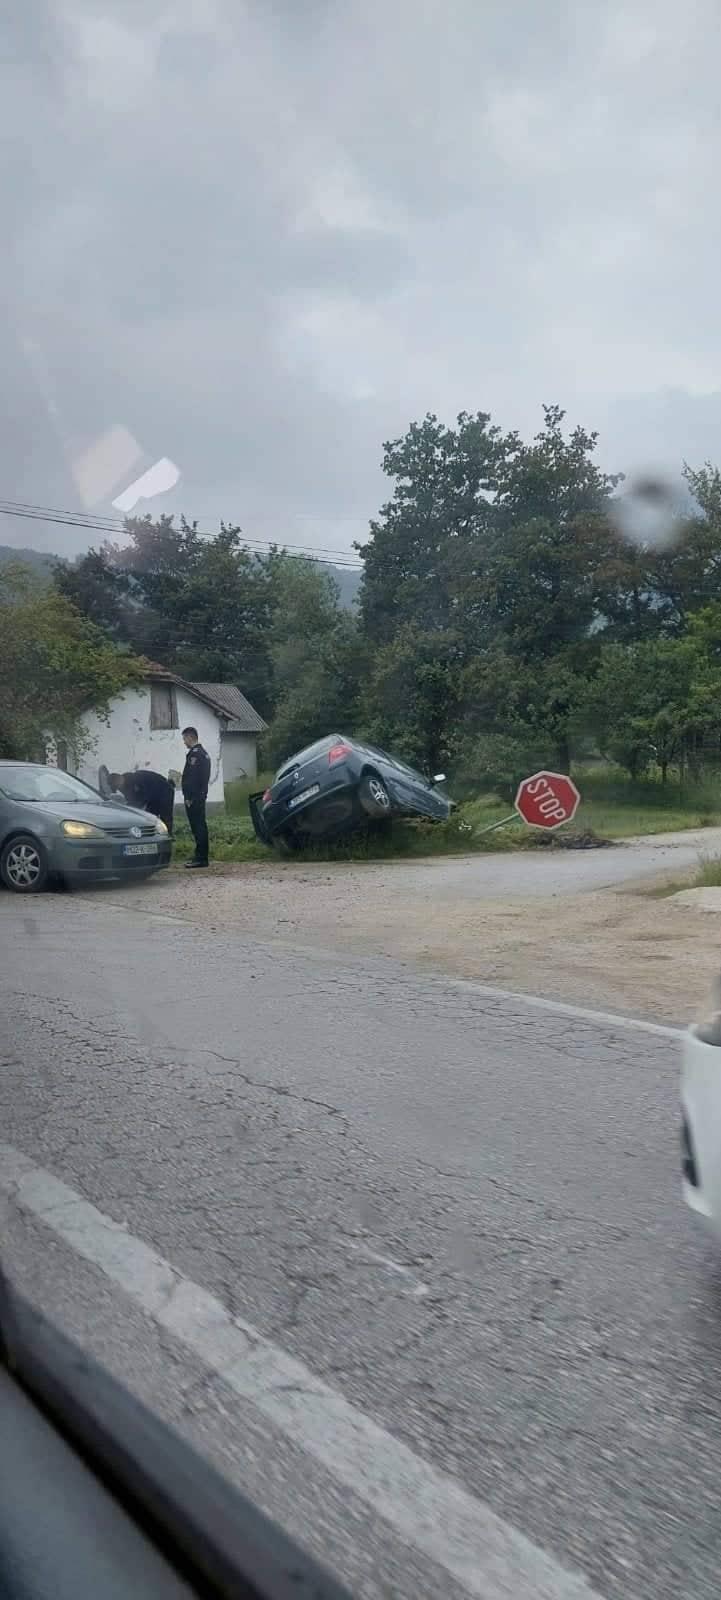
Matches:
[185,859,208,869]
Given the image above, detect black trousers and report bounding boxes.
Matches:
[184,796,209,864]
[143,780,175,835]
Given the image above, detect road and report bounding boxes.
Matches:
[393,824,721,897]
[1,888,720,1600]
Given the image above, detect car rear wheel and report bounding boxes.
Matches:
[0,834,49,894]
[359,773,392,818]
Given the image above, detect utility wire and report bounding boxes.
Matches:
[0,497,364,570]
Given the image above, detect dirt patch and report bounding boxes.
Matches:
[532,828,614,851]
[103,849,720,1026]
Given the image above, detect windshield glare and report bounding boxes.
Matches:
[0,766,100,804]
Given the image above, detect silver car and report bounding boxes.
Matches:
[0,762,172,893]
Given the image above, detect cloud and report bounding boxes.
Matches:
[2,0,720,560]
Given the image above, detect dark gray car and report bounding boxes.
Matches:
[250,735,453,849]
[0,762,172,893]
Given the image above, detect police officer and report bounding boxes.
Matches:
[181,726,211,868]
[109,769,175,835]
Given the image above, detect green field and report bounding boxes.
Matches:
[169,768,721,867]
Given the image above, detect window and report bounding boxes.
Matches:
[150,682,178,730]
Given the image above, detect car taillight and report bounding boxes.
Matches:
[328,742,351,765]
[262,788,272,806]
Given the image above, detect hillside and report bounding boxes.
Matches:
[327,563,362,608]
[0,544,362,608]
[0,545,55,581]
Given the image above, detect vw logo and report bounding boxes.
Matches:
[292,770,300,784]
[130,825,142,838]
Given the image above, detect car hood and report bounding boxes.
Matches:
[15,800,152,830]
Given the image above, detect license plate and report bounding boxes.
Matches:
[123,842,158,856]
[288,784,320,809]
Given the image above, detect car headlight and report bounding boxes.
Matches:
[154,817,168,835]
[60,820,104,839]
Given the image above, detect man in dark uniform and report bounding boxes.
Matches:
[181,726,211,868]
[109,769,175,835]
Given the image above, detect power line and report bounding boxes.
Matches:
[0,497,364,570]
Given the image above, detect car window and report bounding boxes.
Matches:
[275,737,341,780]
[2,10,711,1600]
[0,765,101,803]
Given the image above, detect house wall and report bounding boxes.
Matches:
[220,731,258,782]
[73,683,225,806]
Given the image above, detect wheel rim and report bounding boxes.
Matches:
[5,842,42,888]
[368,778,390,810]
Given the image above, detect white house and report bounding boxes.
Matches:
[69,664,266,806]
[189,682,267,783]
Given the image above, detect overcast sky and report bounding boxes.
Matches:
[3,0,720,559]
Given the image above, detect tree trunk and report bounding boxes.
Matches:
[556,735,571,773]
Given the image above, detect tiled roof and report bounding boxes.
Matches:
[189,682,267,734]
[140,661,266,731]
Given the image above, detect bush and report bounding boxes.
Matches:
[453,731,550,803]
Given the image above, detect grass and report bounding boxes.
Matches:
[560,769,721,840]
[173,766,721,869]
[689,855,721,890]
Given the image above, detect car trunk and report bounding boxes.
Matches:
[250,745,350,842]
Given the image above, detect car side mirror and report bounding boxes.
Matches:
[433,773,446,785]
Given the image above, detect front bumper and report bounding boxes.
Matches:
[50,836,172,882]
[681,1026,721,1239]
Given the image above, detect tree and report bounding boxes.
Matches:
[358,411,508,643]
[455,646,590,792]
[361,625,464,773]
[0,564,140,761]
[54,548,131,637]
[582,637,721,781]
[55,516,276,714]
[480,406,621,662]
[262,556,365,767]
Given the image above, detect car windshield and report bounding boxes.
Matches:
[0,766,99,803]
[2,10,718,1600]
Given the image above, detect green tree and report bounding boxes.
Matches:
[54,548,131,637]
[361,625,464,773]
[55,516,276,714]
[358,411,508,644]
[482,406,620,663]
[262,556,365,767]
[583,636,721,781]
[0,564,140,761]
[357,406,623,777]
[456,646,590,793]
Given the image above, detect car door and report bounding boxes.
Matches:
[393,757,439,817]
[363,748,429,817]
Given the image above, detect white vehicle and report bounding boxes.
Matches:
[681,992,721,1239]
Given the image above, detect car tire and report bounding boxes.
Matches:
[0,834,49,894]
[359,773,392,818]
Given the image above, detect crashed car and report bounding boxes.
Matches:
[250,735,454,849]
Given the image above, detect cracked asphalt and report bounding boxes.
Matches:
[2,889,721,1599]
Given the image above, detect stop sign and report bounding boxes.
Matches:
[514,770,580,830]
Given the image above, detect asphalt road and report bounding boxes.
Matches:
[1,890,721,1599]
